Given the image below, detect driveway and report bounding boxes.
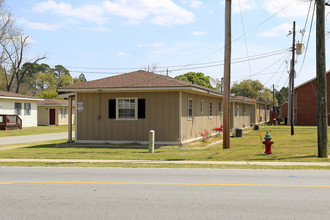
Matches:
[0,132,75,146]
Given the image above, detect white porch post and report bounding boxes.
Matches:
[67,96,73,143]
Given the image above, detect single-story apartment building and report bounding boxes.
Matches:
[0,91,43,128]
[280,71,330,125]
[230,96,270,129]
[59,70,223,144]
[37,99,76,126]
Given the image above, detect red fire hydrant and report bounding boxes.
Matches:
[262,132,273,154]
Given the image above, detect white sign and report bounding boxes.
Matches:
[77,102,83,112]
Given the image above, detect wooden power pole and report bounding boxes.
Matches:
[290,21,296,135]
[223,0,231,149]
[316,0,328,158]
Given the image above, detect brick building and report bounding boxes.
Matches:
[294,71,330,125]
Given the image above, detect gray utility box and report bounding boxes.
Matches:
[233,128,243,137]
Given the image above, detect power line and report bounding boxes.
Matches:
[59,48,289,76]
[297,0,316,78]
[170,1,295,72]
[239,0,252,77]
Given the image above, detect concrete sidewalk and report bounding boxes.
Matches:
[0,158,329,167]
[0,132,74,146]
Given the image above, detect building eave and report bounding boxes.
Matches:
[0,96,44,101]
[58,87,223,97]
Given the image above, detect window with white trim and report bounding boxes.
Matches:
[188,98,193,120]
[60,107,67,119]
[209,101,213,118]
[24,103,31,116]
[117,98,137,120]
[200,100,203,114]
[218,101,222,113]
[14,103,22,115]
[236,105,239,118]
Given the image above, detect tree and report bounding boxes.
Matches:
[78,73,87,82]
[72,77,81,84]
[57,74,73,87]
[34,72,56,92]
[51,65,70,86]
[0,1,45,93]
[275,87,288,106]
[37,90,59,99]
[19,63,51,95]
[231,79,274,104]
[175,72,212,88]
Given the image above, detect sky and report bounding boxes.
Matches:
[8,0,330,90]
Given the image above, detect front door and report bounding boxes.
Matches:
[49,108,56,125]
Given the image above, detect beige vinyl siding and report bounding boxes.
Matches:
[76,91,179,143]
[231,103,253,129]
[37,106,49,125]
[38,106,76,126]
[181,92,222,141]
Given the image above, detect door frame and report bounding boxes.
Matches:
[49,108,56,125]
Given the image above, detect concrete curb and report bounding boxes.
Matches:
[0,159,330,166]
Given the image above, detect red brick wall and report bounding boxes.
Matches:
[295,72,330,126]
[279,103,288,119]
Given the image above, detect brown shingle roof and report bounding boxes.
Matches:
[230,96,269,105]
[37,99,75,106]
[231,96,255,104]
[0,91,42,100]
[59,70,220,94]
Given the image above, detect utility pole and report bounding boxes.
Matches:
[272,84,275,125]
[290,21,296,135]
[223,0,231,149]
[287,73,291,125]
[316,0,328,158]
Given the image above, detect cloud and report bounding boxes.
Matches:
[191,31,206,36]
[33,0,194,27]
[191,1,202,8]
[259,23,292,37]
[34,0,107,24]
[17,18,60,31]
[264,0,311,18]
[136,42,166,48]
[116,51,128,57]
[221,0,253,13]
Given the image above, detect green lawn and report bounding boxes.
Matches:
[0,125,75,137]
[0,126,329,165]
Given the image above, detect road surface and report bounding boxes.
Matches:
[0,132,74,146]
[1,167,330,219]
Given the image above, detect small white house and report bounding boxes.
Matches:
[0,91,43,127]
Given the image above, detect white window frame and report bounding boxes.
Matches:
[209,101,213,118]
[188,98,193,120]
[236,105,239,118]
[200,100,203,114]
[60,107,67,119]
[24,103,31,116]
[14,103,22,115]
[218,101,222,113]
[116,97,138,120]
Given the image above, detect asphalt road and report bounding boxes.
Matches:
[1,167,330,219]
[0,132,74,146]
